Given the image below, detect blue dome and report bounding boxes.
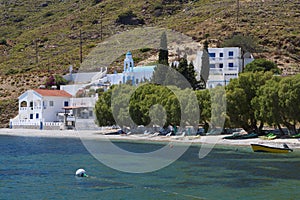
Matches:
[126,51,132,56]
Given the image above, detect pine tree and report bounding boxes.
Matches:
[175,57,200,90]
[187,61,200,90]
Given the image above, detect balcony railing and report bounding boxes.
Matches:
[19,106,42,111]
[209,67,239,74]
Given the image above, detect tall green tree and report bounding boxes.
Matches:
[158,31,169,65]
[226,72,273,132]
[187,61,200,90]
[175,57,199,90]
[257,74,300,134]
[195,89,211,126]
[277,74,300,134]
[95,88,115,126]
[256,76,284,134]
[244,58,281,74]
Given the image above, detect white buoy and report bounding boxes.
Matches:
[75,169,88,177]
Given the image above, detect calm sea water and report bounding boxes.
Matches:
[1,135,300,200]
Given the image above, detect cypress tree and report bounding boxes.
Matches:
[158,32,169,65]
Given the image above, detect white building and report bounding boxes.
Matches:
[195,47,254,88]
[107,51,155,85]
[10,89,72,129]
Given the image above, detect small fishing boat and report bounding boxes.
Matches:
[251,143,293,153]
[259,133,277,140]
[223,132,258,140]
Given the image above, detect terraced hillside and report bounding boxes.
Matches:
[0,0,299,127]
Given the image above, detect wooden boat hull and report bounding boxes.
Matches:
[251,144,292,153]
[259,135,277,140]
[223,132,258,140]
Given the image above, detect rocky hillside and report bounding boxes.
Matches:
[0,0,299,126]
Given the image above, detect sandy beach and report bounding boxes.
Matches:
[1,128,300,149]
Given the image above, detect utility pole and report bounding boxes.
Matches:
[236,0,240,30]
[100,11,103,40]
[35,39,39,64]
[80,29,83,63]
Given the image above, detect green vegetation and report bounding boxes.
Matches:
[257,75,300,135]
[175,58,199,90]
[152,56,199,90]
[44,74,68,89]
[226,72,300,135]
[158,32,169,65]
[226,72,273,132]
[221,34,260,54]
[0,38,7,46]
[0,99,18,128]
[116,10,144,25]
[95,73,300,135]
[95,84,199,128]
[0,0,299,127]
[0,0,299,76]
[244,59,281,74]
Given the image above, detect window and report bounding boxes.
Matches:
[36,113,39,119]
[64,101,69,107]
[49,101,54,107]
[209,53,216,57]
[29,101,33,110]
[219,53,223,57]
[30,114,33,119]
[219,63,223,68]
[209,64,215,68]
[228,63,234,67]
[20,101,27,107]
[228,51,234,57]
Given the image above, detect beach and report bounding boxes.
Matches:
[1,128,299,149]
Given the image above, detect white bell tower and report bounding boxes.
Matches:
[124,51,134,72]
[123,51,135,85]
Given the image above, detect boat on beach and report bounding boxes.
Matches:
[223,132,258,140]
[259,133,277,140]
[251,143,293,153]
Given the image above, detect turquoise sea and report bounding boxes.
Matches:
[1,135,300,200]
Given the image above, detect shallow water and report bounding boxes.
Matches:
[1,135,299,200]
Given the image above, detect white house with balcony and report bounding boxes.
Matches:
[10,89,72,129]
[195,47,254,88]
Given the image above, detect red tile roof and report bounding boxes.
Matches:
[34,89,72,97]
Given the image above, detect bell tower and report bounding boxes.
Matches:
[124,51,134,72]
[123,51,135,85]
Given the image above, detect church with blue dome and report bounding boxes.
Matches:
[106,51,156,85]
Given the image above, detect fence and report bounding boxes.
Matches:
[10,120,64,130]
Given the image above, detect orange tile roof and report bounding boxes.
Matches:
[34,89,72,97]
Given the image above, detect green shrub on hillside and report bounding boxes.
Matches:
[0,38,7,46]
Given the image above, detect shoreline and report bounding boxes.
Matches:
[1,128,300,149]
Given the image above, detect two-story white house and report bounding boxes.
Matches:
[10,89,72,129]
[195,47,254,88]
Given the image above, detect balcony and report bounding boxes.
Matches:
[19,107,28,111]
[210,57,223,62]
[209,67,239,75]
